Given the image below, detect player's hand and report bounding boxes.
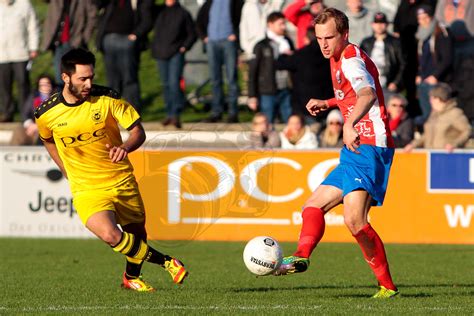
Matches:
[343,123,360,154]
[228,34,237,42]
[106,144,128,163]
[306,99,329,116]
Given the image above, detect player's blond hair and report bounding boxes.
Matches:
[313,8,349,35]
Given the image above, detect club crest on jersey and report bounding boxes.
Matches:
[335,89,345,100]
[91,110,102,122]
[336,70,341,84]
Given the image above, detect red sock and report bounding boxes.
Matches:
[294,207,325,258]
[353,223,397,291]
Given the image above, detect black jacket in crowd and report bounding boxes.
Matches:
[360,34,406,89]
[151,3,197,60]
[95,0,154,52]
[392,116,415,147]
[276,40,333,115]
[248,36,295,98]
[196,0,244,41]
[419,24,454,83]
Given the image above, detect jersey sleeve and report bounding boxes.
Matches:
[341,55,375,94]
[110,98,141,130]
[36,117,53,141]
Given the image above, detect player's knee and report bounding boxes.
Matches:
[99,229,122,246]
[344,217,364,235]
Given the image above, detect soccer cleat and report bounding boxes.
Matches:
[372,286,399,298]
[273,256,310,276]
[164,258,188,284]
[121,273,155,292]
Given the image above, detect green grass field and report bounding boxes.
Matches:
[0,239,473,315]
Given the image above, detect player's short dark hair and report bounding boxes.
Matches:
[267,11,285,24]
[313,7,349,35]
[60,48,96,76]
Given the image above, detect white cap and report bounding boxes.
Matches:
[326,109,343,124]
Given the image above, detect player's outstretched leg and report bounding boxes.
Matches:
[120,223,154,291]
[112,231,188,286]
[274,207,325,275]
[353,223,398,298]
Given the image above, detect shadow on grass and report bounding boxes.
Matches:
[397,283,474,289]
[231,283,474,298]
[230,284,374,293]
[398,293,433,298]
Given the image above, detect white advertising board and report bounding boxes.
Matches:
[0,147,92,237]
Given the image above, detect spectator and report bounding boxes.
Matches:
[393,0,433,117]
[386,94,414,148]
[248,11,294,124]
[415,5,454,124]
[319,109,343,148]
[96,0,154,113]
[0,0,39,123]
[41,0,97,85]
[345,0,374,45]
[10,74,55,145]
[451,37,474,126]
[280,114,318,149]
[152,0,197,129]
[365,0,400,24]
[284,0,325,49]
[276,27,333,129]
[435,0,474,39]
[196,0,244,123]
[239,0,285,60]
[404,83,472,152]
[360,12,405,95]
[249,112,281,148]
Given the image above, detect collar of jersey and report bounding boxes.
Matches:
[59,92,88,107]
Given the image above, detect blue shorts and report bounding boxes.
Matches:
[322,145,395,206]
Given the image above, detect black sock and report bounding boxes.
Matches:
[146,249,172,266]
[125,259,143,279]
[113,232,171,266]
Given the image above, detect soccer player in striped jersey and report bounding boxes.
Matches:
[35,48,188,292]
[274,8,398,299]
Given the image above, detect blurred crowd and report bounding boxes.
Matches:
[1,0,473,150]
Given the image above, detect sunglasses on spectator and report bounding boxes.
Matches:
[329,121,342,125]
[389,102,405,108]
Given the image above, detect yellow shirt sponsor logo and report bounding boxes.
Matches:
[35,87,140,193]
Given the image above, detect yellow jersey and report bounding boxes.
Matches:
[35,85,141,193]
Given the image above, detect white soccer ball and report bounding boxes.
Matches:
[243,236,283,276]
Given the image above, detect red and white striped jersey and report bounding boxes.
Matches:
[329,44,394,148]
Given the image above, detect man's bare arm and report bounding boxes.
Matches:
[43,139,68,178]
[107,121,146,163]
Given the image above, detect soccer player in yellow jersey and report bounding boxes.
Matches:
[35,48,188,292]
